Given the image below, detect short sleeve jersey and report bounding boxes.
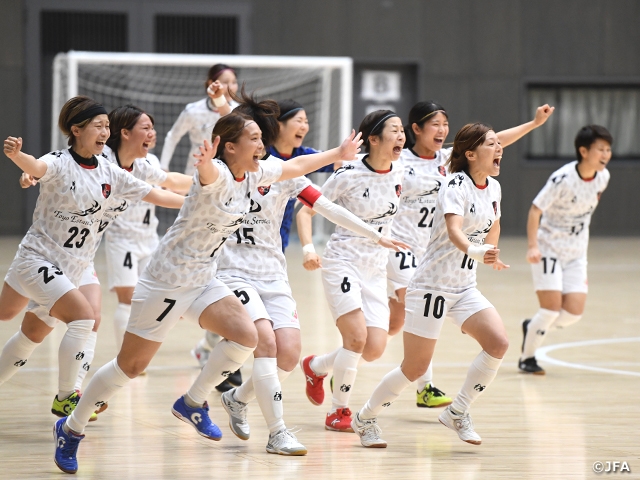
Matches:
[160,98,239,173]
[19,149,152,283]
[146,158,283,287]
[409,171,502,294]
[533,161,610,262]
[101,149,168,242]
[217,171,312,281]
[391,147,451,259]
[321,155,404,272]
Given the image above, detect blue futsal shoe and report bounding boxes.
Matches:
[171,396,222,441]
[53,418,84,474]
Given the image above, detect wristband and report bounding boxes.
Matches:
[466,244,494,264]
[302,244,316,255]
[212,95,228,108]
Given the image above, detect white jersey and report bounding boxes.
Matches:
[160,97,239,175]
[321,156,404,272]
[19,149,152,283]
[146,158,283,287]
[410,171,502,294]
[533,161,610,263]
[217,174,313,281]
[392,147,451,259]
[101,148,168,243]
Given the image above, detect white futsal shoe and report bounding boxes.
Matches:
[220,389,250,440]
[352,411,387,448]
[438,406,482,445]
[266,428,308,456]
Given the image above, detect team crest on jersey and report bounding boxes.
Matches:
[438,166,447,176]
[249,199,262,213]
[448,174,464,187]
[492,201,498,215]
[101,184,111,198]
[395,185,402,197]
[258,185,271,196]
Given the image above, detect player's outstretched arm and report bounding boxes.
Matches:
[4,137,48,178]
[497,104,555,148]
[193,136,221,186]
[160,172,193,195]
[207,80,232,116]
[296,205,322,270]
[277,131,362,182]
[142,188,185,210]
[526,204,543,264]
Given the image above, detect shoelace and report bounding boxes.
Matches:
[428,385,447,397]
[360,419,383,440]
[455,413,474,432]
[338,408,352,418]
[226,397,248,420]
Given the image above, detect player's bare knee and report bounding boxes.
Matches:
[254,337,277,358]
[486,335,509,359]
[388,318,404,336]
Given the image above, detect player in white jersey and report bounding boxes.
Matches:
[11,104,190,418]
[519,125,612,375]
[102,105,192,351]
[52,101,363,473]
[160,64,238,175]
[392,102,557,407]
[0,96,184,432]
[352,116,554,448]
[216,153,405,455]
[297,110,410,433]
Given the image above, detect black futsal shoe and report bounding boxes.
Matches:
[215,369,243,392]
[518,357,545,375]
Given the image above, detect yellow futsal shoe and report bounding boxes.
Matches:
[52,391,98,422]
[416,383,453,408]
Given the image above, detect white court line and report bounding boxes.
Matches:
[537,337,640,377]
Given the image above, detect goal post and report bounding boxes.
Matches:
[51,51,352,154]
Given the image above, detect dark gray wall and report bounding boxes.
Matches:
[1,0,638,235]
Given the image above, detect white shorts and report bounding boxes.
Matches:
[25,263,100,328]
[217,275,300,330]
[387,248,419,296]
[404,287,494,339]
[127,269,233,342]
[321,258,389,331]
[4,250,78,327]
[531,252,588,294]
[105,236,158,290]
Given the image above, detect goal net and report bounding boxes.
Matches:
[52,51,352,235]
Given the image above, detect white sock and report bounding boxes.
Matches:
[331,348,361,411]
[0,330,39,385]
[187,339,254,405]
[234,365,293,404]
[550,310,582,330]
[450,351,502,414]
[521,309,560,360]
[66,358,130,434]
[415,363,433,392]
[360,367,412,419]
[309,347,341,376]
[57,319,94,400]
[251,358,285,433]
[74,331,98,391]
[113,303,131,350]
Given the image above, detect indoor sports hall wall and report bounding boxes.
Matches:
[1,0,639,235]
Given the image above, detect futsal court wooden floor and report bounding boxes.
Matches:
[0,236,638,479]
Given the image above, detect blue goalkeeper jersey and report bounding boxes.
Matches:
[267,145,333,251]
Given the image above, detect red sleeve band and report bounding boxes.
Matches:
[297,185,322,208]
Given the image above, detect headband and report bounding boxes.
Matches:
[417,109,446,123]
[211,67,236,81]
[279,107,304,121]
[67,105,108,129]
[369,113,399,137]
